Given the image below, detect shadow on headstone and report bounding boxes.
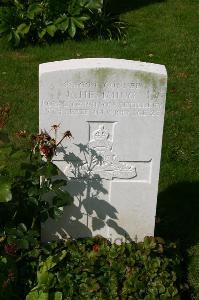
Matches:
[104,0,165,14]
[155,181,199,249]
[44,143,132,242]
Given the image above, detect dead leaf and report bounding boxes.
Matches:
[177,72,189,79]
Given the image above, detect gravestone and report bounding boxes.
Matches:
[39,58,167,243]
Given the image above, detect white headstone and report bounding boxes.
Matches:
[39,58,167,243]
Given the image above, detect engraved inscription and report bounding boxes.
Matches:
[43,102,163,117]
[88,125,137,180]
[63,124,137,180]
[41,80,165,117]
[62,122,152,183]
[64,81,142,89]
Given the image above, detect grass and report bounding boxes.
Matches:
[0,0,199,298]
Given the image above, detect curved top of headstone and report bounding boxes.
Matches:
[39,58,167,77]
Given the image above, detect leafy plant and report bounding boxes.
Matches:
[0,130,73,229]
[0,0,99,46]
[25,237,185,300]
[0,104,73,299]
[0,0,126,47]
[86,8,126,40]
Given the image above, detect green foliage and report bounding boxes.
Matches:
[86,9,126,40]
[0,105,73,299]
[24,237,184,300]
[187,244,199,299]
[0,146,72,229]
[0,176,12,202]
[0,0,125,47]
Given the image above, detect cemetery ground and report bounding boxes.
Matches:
[0,0,199,299]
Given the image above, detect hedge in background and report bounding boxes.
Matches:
[0,0,125,47]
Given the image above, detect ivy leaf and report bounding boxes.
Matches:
[78,16,90,22]
[26,290,48,300]
[38,29,46,39]
[68,18,76,38]
[83,0,103,10]
[55,16,69,31]
[37,271,55,287]
[27,3,42,20]
[17,23,30,36]
[26,290,62,300]
[39,250,67,272]
[0,176,12,202]
[72,17,85,29]
[46,24,57,37]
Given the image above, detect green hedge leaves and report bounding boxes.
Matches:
[0,0,125,47]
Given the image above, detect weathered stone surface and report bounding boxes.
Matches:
[39,58,167,243]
